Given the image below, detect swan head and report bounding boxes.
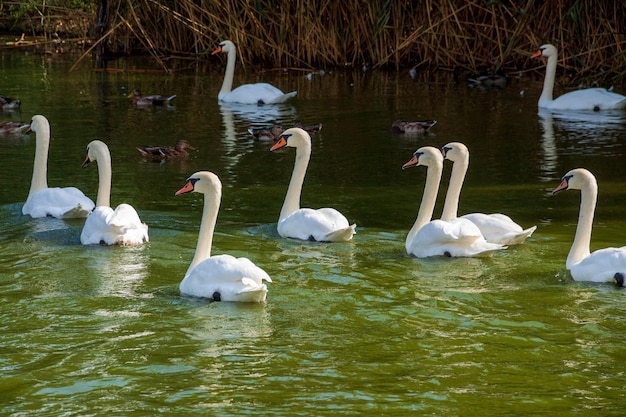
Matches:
[442,142,469,163]
[402,146,443,170]
[82,140,109,168]
[270,127,310,151]
[552,168,596,194]
[25,115,50,135]
[175,171,222,197]
[532,44,557,59]
[212,40,235,55]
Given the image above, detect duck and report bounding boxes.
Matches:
[402,146,505,258]
[22,115,95,219]
[531,44,626,111]
[453,67,507,89]
[441,142,537,245]
[80,140,149,246]
[0,94,21,109]
[248,122,322,141]
[175,171,272,302]
[391,119,437,134]
[0,121,28,135]
[270,127,356,242]
[211,40,297,104]
[129,89,176,106]
[136,139,196,160]
[553,168,626,285]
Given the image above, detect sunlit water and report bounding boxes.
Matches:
[1,51,626,416]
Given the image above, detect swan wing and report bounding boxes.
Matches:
[569,247,626,283]
[80,205,148,246]
[222,83,297,104]
[461,213,537,245]
[181,254,270,302]
[408,219,505,258]
[545,88,626,111]
[278,208,355,242]
[22,187,95,219]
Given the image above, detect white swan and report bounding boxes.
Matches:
[175,171,271,302]
[270,127,356,242]
[532,44,626,111]
[402,146,505,258]
[212,40,297,104]
[80,140,148,246]
[553,168,626,285]
[22,115,95,219]
[441,142,537,245]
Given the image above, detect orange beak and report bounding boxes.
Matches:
[552,178,569,194]
[211,46,223,55]
[402,155,419,170]
[81,154,91,168]
[270,137,288,151]
[531,50,542,59]
[175,180,195,195]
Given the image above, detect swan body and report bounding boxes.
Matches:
[270,127,355,242]
[136,139,196,160]
[81,140,148,245]
[391,119,437,134]
[441,142,536,245]
[402,146,504,258]
[212,40,297,104]
[176,171,271,302]
[22,115,95,219]
[532,44,626,111]
[553,168,626,285]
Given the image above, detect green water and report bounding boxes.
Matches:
[1,51,626,416]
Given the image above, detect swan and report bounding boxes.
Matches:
[531,44,626,111]
[80,140,149,246]
[175,171,272,302]
[22,115,95,219]
[552,168,626,285]
[441,142,537,245]
[402,146,505,258]
[270,127,356,242]
[211,40,297,104]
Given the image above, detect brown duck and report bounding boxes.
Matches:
[248,122,322,141]
[136,140,196,160]
[391,119,437,134]
[0,121,28,135]
[130,89,176,107]
[0,95,21,109]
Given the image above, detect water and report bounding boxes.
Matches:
[1,50,626,416]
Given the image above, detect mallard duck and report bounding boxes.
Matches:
[248,122,322,141]
[0,95,21,109]
[136,139,196,160]
[391,119,437,134]
[0,121,28,135]
[129,89,176,106]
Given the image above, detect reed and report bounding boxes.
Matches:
[3,0,626,82]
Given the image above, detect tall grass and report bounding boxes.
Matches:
[5,0,626,82]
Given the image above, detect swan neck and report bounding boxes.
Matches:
[280,144,310,221]
[406,162,442,251]
[219,47,236,99]
[188,189,220,274]
[441,157,468,221]
[540,54,557,105]
[95,149,112,208]
[567,183,596,268]
[29,125,50,197]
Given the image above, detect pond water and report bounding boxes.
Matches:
[1,51,626,416]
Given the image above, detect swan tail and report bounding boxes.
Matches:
[268,91,297,104]
[323,224,356,242]
[167,95,177,102]
[505,225,538,245]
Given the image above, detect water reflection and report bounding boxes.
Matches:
[81,245,150,297]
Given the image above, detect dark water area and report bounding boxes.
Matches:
[1,50,626,416]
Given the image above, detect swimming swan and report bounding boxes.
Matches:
[553,168,626,285]
[80,140,148,246]
[176,171,271,302]
[212,40,297,104]
[441,142,537,245]
[532,44,626,111]
[270,127,356,242]
[22,115,94,219]
[402,146,505,258]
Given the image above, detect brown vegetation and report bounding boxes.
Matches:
[2,1,626,82]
